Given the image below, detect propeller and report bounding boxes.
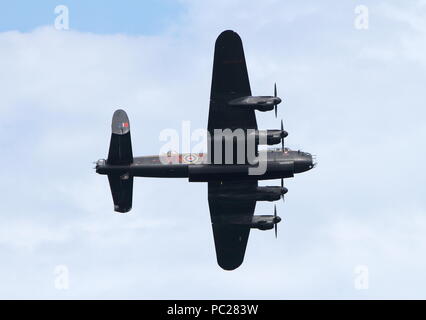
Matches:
[273,205,282,238]
[280,119,288,204]
[274,83,278,118]
[274,205,278,238]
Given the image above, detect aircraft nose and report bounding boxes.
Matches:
[312,154,318,168]
[294,153,315,173]
[274,216,282,223]
[275,97,282,104]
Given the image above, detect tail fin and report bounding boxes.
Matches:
[107,109,134,213]
[107,109,133,165]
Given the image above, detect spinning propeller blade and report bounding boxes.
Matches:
[274,83,278,118]
[274,205,278,238]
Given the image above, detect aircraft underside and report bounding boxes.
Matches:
[95,30,315,270]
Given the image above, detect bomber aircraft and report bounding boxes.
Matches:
[95,30,316,270]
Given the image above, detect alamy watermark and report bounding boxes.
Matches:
[54,265,70,290]
[158,122,268,175]
[54,5,69,30]
[354,5,369,30]
[354,265,369,290]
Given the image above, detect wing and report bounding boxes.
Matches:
[208,180,257,270]
[208,30,257,165]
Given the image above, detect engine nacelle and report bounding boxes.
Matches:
[213,214,282,231]
[208,186,287,202]
[228,96,281,112]
[248,130,288,146]
[256,186,287,201]
[250,215,281,230]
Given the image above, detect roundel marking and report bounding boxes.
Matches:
[183,153,199,164]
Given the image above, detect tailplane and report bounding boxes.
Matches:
[107,109,133,165]
[108,173,133,213]
[106,109,134,213]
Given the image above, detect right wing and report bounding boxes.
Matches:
[208,180,257,270]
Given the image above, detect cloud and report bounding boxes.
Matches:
[0,1,426,298]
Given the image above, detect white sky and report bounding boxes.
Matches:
[0,1,426,299]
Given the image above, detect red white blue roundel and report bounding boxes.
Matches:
[183,153,199,164]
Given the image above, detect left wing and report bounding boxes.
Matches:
[208,30,257,165]
[208,180,257,270]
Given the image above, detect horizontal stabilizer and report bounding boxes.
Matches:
[106,109,134,213]
[108,173,133,213]
[107,109,133,165]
